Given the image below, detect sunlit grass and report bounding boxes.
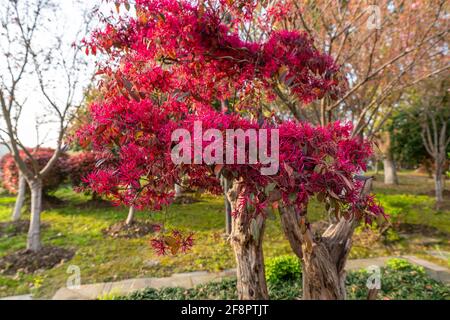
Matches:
[0,173,448,298]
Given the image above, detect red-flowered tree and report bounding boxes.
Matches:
[78,0,384,299]
[1,148,68,221]
[66,151,98,194]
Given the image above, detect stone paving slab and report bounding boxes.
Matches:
[0,294,33,300]
[344,256,394,271]
[48,256,449,300]
[52,269,236,300]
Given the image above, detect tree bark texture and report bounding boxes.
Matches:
[226,181,268,300]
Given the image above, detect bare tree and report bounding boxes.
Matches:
[0,0,91,252]
[11,173,26,221]
[271,0,450,184]
[418,78,450,207]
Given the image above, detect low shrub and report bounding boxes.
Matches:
[346,258,449,300]
[265,255,301,284]
[120,278,300,300]
[66,151,97,190]
[120,259,449,300]
[0,149,68,194]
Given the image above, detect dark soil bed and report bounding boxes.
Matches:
[420,189,450,199]
[393,222,449,238]
[22,195,68,211]
[0,246,75,275]
[102,220,160,239]
[0,220,49,238]
[77,198,113,209]
[173,195,199,205]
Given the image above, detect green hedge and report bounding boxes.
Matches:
[265,255,301,285]
[111,259,449,300]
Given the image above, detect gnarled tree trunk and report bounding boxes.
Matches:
[226,180,268,300]
[279,178,373,300]
[27,178,43,252]
[12,173,26,221]
[279,206,351,299]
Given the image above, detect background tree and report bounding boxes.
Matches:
[388,108,432,173]
[2,166,27,221]
[0,0,91,252]
[270,0,449,184]
[413,77,450,207]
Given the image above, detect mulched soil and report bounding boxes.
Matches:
[393,222,449,238]
[419,189,450,198]
[41,195,68,210]
[77,198,113,209]
[0,246,75,275]
[21,195,68,211]
[102,220,160,239]
[0,220,49,238]
[173,195,199,205]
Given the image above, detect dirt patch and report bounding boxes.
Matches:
[77,198,113,209]
[102,220,160,239]
[393,222,449,238]
[0,246,75,275]
[42,195,68,210]
[420,189,450,198]
[0,220,49,238]
[173,195,199,205]
[22,195,67,211]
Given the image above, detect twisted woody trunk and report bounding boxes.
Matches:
[226,180,268,300]
[279,177,373,300]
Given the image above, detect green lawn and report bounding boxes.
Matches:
[0,172,449,298]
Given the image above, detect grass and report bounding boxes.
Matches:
[0,172,449,299]
[0,187,296,298]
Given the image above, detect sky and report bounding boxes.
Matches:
[0,0,115,149]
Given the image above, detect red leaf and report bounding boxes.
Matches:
[214,164,224,177]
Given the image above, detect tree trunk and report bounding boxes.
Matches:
[222,177,232,234]
[27,178,43,252]
[226,181,268,300]
[92,191,100,201]
[378,131,398,185]
[174,183,182,198]
[11,173,26,221]
[434,163,444,207]
[301,241,347,299]
[279,206,350,299]
[279,205,304,259]
[278,178,373,300]
[126,206,135,225]
[383,157,398,185]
